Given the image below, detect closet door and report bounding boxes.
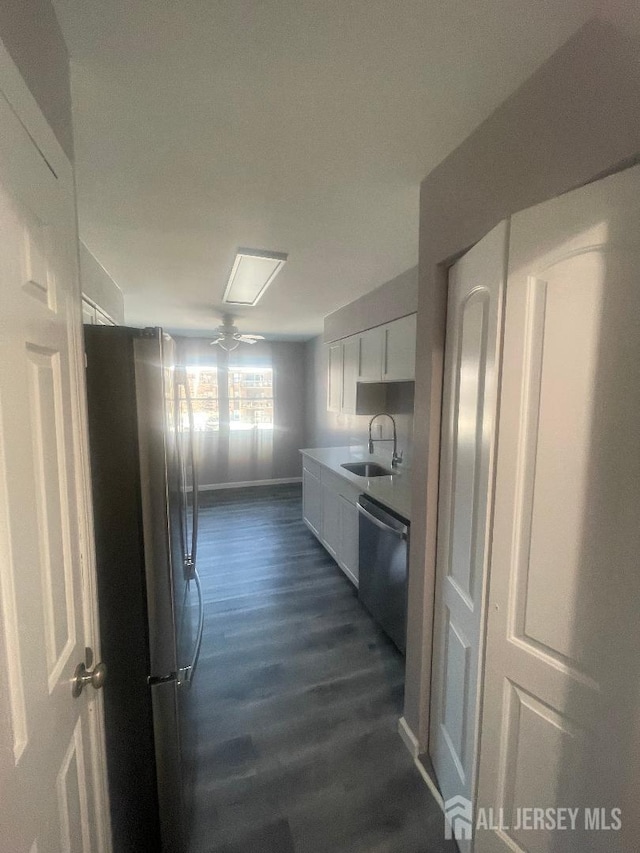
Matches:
[475,165,640,853]
[429,220,508,847]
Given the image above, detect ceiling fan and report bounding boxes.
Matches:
[209,314,265,351]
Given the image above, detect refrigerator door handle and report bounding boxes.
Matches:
[179,569,204,688]
[185,374,199,574]
[176,368,199,580]
[148,672,177,686]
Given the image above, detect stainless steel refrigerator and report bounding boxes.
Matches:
[84,326,203,853]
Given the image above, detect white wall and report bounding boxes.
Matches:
[324,265,418,343]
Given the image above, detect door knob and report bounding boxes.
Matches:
[72,661,107,698]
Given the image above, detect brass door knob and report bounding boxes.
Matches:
[72,661,107,698]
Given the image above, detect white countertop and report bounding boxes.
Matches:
[299,446,412,521]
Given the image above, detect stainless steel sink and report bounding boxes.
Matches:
[341,462,392,477]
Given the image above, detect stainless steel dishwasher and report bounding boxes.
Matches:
[357,495,409,654]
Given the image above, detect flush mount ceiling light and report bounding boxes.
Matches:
[222,247,288,307]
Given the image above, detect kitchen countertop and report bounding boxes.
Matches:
[299,446,412,521]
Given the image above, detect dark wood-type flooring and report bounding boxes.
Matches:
[189,483,455,853]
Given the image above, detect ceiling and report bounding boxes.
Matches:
[53,0,600,339]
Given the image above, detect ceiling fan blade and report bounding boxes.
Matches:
[237,336,258,344]
[240,334,265,340]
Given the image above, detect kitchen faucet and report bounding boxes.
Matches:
[368,413,403,468]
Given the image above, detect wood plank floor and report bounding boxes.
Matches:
[189,484,456,853]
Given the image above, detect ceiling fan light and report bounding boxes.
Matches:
[209,314,266,351]
[210,336,240,351]
[223,248,288,306]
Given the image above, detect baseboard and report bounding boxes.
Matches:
[398,716,420,758]
[194,477,302,492]
[397,717,444,811]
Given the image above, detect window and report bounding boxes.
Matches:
[185,366,219,431]
[228,367,274,430]
[183,364,274,431]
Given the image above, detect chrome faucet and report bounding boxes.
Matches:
[368,413,403,468]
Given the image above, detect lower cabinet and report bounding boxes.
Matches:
[302,457,360,586]
[337,494,359,585]
[302,468,322,538]
[321,481,340,558]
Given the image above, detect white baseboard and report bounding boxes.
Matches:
[397,717,444,811]
[195,477,302,492]
[398,716,420,757]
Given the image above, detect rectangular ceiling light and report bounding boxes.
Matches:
[223,247,288,306]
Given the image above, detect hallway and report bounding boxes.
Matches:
[189,484,455,853]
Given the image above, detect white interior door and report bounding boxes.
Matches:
[0,53,110,853]
[475,165,640,853]
[429,219,508,845]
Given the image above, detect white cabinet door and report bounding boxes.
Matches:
[357,326,384,381]
[327,342,342,412]
[327,315,416,412]
[428,221,508,845]
[321,481,340,557]
[342,336,359,414]
[338,495,359,585]
[476,165,640,853]
[81,296,115,326]
[382,314,416,380]
[304,458,360,586]
[302,469,322,538]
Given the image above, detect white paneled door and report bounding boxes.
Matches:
[475,165,640,852]
[0,49,109,853]
[429,220,508,850]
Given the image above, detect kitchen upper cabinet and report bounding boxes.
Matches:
[325,314,417,413]
[82,296,117,326]
[342,337,359,415]
[357,327,384,381]
[302,468,322,538]
[82,297,97,325]
[382,314,417,381]
[327,342,343,412]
